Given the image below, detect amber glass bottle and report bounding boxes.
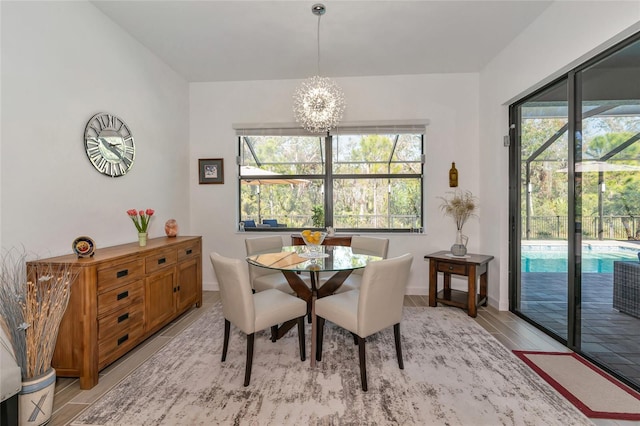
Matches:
[449,162,458,187]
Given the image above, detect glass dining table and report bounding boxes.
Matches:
[246,245,382,366]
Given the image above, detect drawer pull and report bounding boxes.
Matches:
[118,313,129,323]
[117,334,129,346]
[117,269,129,278]
[157,257,166,265]
[117,291,129,300]
[186,249,192,255]
[177,285,181,292]
[173,287,177,293]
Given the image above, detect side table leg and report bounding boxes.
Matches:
[467,264,477,317]
[480,271,488,307]
[428,261,437,307]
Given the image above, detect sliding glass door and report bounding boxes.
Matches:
[510,33,640,390]
[513,79,569,341]
[577,37,640,389]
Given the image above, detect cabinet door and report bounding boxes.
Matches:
[176,258,199,312]
[145,268,176,332]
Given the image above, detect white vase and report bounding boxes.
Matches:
[138,232,148,247]
[19,368,56,426]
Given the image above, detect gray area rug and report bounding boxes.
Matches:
[72,304,592,425]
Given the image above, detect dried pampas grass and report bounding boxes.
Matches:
[0,248,78,379]
[439,190,478,231]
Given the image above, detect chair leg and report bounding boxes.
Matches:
[316,316,325,361]
[351,332,358,345]
[271,325,278,342]
[297,316,306,361]
[394,323,404,370]
[358,336,368,392]
[244,333,255,387]
[222,319,230,362]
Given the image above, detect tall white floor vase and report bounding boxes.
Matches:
[19,368,56,426]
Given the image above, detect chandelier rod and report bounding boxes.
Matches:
[316,12,321,76]
[312,3,326,76]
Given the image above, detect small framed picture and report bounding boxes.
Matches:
[198,158,224,184]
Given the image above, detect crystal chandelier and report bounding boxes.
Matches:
[293,3,346,133]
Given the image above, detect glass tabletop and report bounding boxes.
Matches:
[246,245,381,272]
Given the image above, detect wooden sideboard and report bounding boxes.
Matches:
[28,236,202,389]
[290,234,353,247]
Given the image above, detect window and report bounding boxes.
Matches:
[237,124,425,231]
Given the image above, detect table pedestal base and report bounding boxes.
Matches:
[275,269,353,366]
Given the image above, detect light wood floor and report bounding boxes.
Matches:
[47,292,636,426]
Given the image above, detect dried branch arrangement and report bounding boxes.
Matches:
[0,248,78,380]
[439,190,479,231]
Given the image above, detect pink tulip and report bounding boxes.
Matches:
[126,208,154,233]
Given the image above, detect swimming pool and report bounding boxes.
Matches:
[521,244,639,273]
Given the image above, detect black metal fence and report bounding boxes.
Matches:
[523,215,640,240]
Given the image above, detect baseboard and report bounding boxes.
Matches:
[203,282,218,292]
[405,285,427,295]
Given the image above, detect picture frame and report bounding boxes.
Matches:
[198,158,224,184]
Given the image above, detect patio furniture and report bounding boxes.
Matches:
[243,220,257,228]
[262,219,286,227]
[613,261,640,318]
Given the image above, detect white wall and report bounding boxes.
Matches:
[1,1,190,257]
[4,0,637,309]
[190,74,481,295]
[479,1,640,310]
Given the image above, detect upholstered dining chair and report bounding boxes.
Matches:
[334,236,390,294]
[245,236,294,294]
[315,253,413,391]
[209,252,307,386]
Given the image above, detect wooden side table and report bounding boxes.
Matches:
[425,251,494,317]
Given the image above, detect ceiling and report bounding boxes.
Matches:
[91,0,553,83]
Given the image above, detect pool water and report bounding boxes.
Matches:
[521,246,639,273]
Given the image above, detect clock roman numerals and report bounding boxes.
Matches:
[98,114,117,130]
[84,113,135,178]
[96,157,108,172]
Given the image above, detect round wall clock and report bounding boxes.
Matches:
[84,112,135,177]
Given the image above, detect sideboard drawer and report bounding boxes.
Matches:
[145,249,177,274]
[97,259,144,293]
[177,242,201,261]
[437,262,467,275]
[98,301,144,341]
[97,280,144,317]
[98,321,145,368]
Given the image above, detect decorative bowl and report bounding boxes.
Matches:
[300,230,327,247]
